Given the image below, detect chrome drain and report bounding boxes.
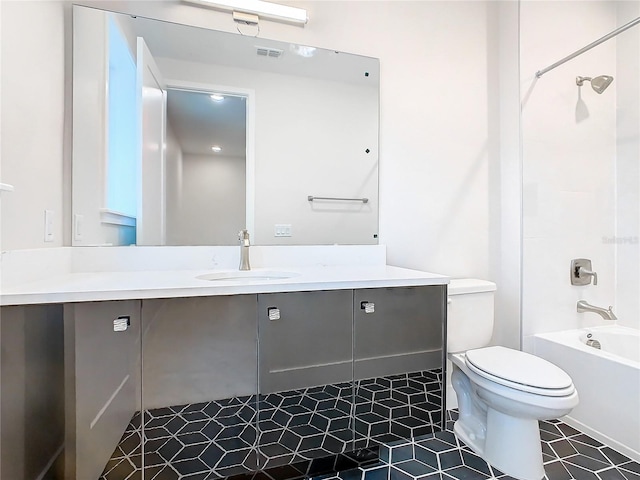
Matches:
[586,338,601,349]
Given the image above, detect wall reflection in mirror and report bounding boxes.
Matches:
[72,5,380,247]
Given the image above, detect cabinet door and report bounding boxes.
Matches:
[257,290,354,469]
[141,295,259,479]
[1,301,143,480]
[65,300,142,480]
[258,290,353,394]
[353,286,446,444]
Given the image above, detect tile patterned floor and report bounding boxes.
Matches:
[319,412,640,480]
[100,372,640,480]
[100,370,443,480]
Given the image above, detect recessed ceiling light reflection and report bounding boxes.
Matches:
[211,145,222,153]
[290,44,316,58]
[210,94,225,102]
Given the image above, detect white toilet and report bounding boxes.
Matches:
[447,279,579,480]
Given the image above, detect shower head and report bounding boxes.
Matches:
[576,75,614,94]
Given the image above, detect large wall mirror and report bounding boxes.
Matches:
[72,5,380,247]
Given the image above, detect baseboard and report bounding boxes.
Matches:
[562,415,640,463]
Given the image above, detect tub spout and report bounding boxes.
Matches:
[577,300,617,320]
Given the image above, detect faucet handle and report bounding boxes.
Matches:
[578,266,598,285]
[571,259,598,286]
[239,229,249,241]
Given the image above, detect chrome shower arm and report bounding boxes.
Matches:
[576,76,591,86]
[536,17,640,78]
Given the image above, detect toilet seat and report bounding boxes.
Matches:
[465,346,575,397]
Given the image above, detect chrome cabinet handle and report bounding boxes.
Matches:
[267,307,281,321]
[113,316,130,332]
[360,301,375,314]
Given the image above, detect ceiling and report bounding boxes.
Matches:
[129,13,378,87]
[166,89,247,158]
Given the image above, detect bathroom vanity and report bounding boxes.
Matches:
[0,246,448,480]
[0,2,448,478]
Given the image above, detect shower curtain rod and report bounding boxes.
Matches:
[536,16,640,78]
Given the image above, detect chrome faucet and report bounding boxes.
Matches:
[238,229,251,271]
[577,300,617,320]
[576,266,598,285]
[571,259,598,285]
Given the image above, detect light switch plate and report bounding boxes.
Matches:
[44,210,54,242]
[74,214,84,242]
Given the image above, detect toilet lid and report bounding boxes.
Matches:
[465,346,575,396]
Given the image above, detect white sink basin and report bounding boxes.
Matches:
[196,270,299,282]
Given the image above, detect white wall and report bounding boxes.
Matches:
[520,1,620,345]
[0,0,66,251]
[165,120,183,243]
[615,1,640,331]
[167,153,246,245]
[72,6,126,247]
[487,1,521,348]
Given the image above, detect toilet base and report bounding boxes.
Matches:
[485,408,544,480]
[454,409,544,480]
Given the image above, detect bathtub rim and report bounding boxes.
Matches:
[534,325,640,370]
[533,325,640,462]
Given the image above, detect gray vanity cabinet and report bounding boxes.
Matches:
[141,295,258,408]
[258,286,446,392]
[0,285,445,479]
[257,290,353,394]
[353,286,446,440]
[1,304,66,480]
[64,300,142,480]
[257,285,446,453]
[0,301,142,480]
[354,286,445,379]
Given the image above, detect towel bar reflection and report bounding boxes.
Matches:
[308,195,369,204]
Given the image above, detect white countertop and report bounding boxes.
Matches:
[0,246,448,306]
[1,265,448,306]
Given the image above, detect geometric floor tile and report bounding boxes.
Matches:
[100,370,443,480]
[320,411,640,480]
[100,373,640,480]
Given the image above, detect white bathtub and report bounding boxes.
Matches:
[533,326,640,462]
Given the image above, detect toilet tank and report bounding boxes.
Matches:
[447,279,497,353]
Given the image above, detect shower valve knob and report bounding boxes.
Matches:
[571,258,597,286]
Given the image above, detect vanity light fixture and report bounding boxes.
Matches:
[183,0,308,26]
[210,94,225,102]
[211,145,222,153]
